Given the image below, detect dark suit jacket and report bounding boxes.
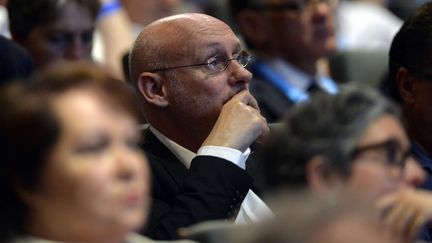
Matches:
[139,129,254,240]
[249,61,294,123]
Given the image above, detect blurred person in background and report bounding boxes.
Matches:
[228,0,339,122]
[259,84,432,242]
[7,0,133,80]
[236,193,403,243]
[0,62,154,243]
[7,0,99,69]
[385,1,432,241]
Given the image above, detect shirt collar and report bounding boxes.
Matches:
[270,58,313,92]
[269,58,334,90]
[150,126,195,169]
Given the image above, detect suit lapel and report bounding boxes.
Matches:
[140,128,188,187]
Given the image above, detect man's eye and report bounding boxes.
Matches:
[47,34,68,46]
[206,56,225,71]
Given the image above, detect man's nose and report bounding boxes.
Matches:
[227,60,253,86]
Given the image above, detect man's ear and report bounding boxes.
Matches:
[236,10,269,47]
[306,156,343,196]
[137,72,169,107]
[396,67,417,104]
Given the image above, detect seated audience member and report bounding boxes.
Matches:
[259,85,431,241]
[385,2,432,241]
[387,1,432,189]
[129,13,270,240]
[228,0,339,122]
[237,193,403,243]
[0,35,33,85]
[0,62,176,243]
[7,0,99,69]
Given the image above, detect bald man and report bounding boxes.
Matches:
[129,14,270,240]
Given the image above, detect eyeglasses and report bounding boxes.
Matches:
[250,0,338,12]
[351,139,411,169]
[151,50,253,74]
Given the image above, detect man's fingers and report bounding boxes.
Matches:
[230,89,260,111]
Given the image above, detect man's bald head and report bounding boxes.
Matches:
[128,12,255,152]
[129,13,231,87]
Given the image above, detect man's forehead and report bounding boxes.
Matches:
[178,22,240,54]
[187,32,242,58]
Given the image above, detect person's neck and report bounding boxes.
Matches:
[150,123,207,153]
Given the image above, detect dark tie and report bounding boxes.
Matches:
[307,79,320,94]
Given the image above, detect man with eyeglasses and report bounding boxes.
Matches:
[228,0,339,122]
[129,13,270,240]
[259,84,429,241]
[385,2,432,241]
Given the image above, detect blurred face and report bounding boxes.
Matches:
[163,17,253,145]
[342,114,424,202]
[26,89,149,240]
[21,1,94,68]
[257,0,337,64]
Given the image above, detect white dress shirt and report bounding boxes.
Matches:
[150,127,273,224]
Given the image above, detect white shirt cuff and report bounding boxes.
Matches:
[197,146,251,170]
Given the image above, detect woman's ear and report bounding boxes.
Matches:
[137,72,169,107]
[306,156,343,196]
[396,67,417,104]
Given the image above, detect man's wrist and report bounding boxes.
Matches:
[197,146,251,170]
